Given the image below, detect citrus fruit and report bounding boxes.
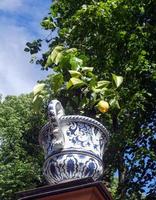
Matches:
[97,100,109,113]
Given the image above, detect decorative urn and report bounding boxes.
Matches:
[39,100,109,184]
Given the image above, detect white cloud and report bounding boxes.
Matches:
[0,0,52,97]
[0,0,23,11]
[0,17,48,97]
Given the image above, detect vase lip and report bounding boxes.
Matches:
[39,114,110,146]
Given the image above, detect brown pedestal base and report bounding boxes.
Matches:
[17,178,113,200]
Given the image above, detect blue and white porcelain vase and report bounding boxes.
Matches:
[39,100,109,184]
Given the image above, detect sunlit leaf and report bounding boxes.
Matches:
[45,55,52,67]
[109,98,120,109]
[67,77,85,89]
[55,52,63,65]
[70,57,83,70]
[66,48,77,53]
[112,74,123,88]
[33,83,45,96]
[51,46,64,63]
[81,67,93,72]
[69,70,82,78]
[97,80,110,88]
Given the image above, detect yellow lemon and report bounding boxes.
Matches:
[97,100,109,113]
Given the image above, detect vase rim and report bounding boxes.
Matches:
[39,115,109,146]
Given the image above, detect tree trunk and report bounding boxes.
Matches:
[117,156,127,200]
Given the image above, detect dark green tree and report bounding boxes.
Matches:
[0,95,46,200]
[25,0,156,199]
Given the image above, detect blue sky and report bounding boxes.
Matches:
[0,0,51,97]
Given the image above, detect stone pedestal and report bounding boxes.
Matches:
[17,178,113,200]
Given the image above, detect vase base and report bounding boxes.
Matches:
[43,151,104,184]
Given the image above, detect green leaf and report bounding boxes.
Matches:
[70,57,83,70]
[112,74,123,88]
[92,86,108,93]
[66,48,77,53]
[109,98,120,109]
[91,87,102,93]
[33,83,45,96]
[55,52,63,65]
[32,95,43,112]
[52,73,64,93]
[45,55,52,67]
[81,67,93,72]
[54,46,64,51]
[41,18,56,30]
[66,80,73,89]
[51,46,64,63]
[67,77,85,89]
[24,47,30,52]
[69,70,82,78]
[97,80,110,88]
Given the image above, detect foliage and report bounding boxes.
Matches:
[25,0,156,199]
[0,95,45,200]
[32,46,123,115]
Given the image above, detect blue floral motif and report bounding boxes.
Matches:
[43,152,103,184]
[66,122,77,136]
[79,122,92,133]
[67,122,92,147]
[84,162,96,177]
[40,111,109,184]
[65,121,105,158]
[67,159,75,174]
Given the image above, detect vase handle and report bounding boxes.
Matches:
[48,100,65,151]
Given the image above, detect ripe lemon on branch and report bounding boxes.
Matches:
[97,100,109,113]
